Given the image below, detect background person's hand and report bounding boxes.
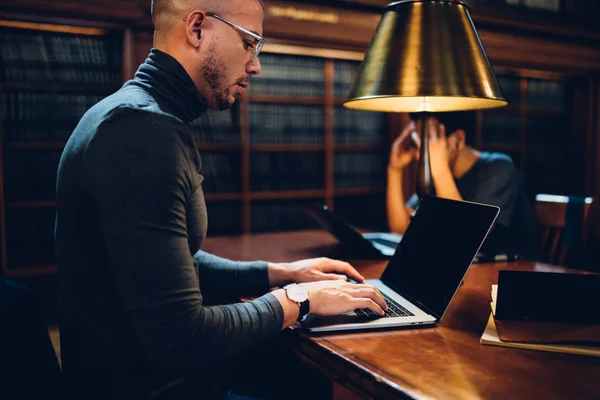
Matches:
[389,121,418,170]
[426,118,452,178]
[301,280,388,316]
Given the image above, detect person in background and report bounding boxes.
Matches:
[386,112,537,260]
[55,0,387,399]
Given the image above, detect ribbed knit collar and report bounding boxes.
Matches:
[132,48,207,122]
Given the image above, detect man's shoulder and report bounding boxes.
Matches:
[480,151,514,166]
[73,84,190,147]
[90,84,182,127]
[478,152,518,175]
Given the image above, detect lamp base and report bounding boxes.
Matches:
[414,113,435,199]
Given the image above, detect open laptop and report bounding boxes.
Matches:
[302,196,500,332]
[303,204,402,258]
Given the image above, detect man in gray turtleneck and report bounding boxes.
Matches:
[55,0,388,399]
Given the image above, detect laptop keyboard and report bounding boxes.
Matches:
[355,292,415,319]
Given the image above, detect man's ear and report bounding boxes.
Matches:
[185,10,206,48]
[454,129,467,149]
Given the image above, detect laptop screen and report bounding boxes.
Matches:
[381,196,499,320]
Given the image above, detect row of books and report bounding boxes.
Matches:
[6,208,55,268]
[4,151,61,201]
[2,147,386,202]
[206,203,242,236]
[505,0,560,11]
[249,152,324,191]
[526,114,567,143]
[496,75,565,110]
[481,113,521,145]
[247,103,388,144]
[497,75,521,107]
[190,109,240,144]
[1,92,104,142]
[250,53,325,97]
[334,107,387,144]
[334,152,386,189]
[205,195,389,235]
[250,201,320,233]
[249,103,325,143]
[248,55,363,99]
[525,78,565,110]
[334,194,387,231]
[0,31,120,84]
[334,60,360,98]
[200,153,241,194]
[480,112,566,145]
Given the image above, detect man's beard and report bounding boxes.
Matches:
[202,42,232,110]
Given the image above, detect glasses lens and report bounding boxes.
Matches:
[252,39,264,62]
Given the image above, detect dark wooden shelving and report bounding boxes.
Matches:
[481,143,520,153]
[250,143,325,151]
[249,189,325,201]
[7,200,57,209]
[0,82,120,95]
[204,193,242,201]
[335,187,385,196]
[334,143,381,151]
[4,265,56,278]
[5,142,66,150]
[196,143,241,151]
[526,108,566,116]
[248,94,326,105]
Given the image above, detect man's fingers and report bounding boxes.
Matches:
[394,121,416,146]
[411,130,421,148]
[428,119,446,142]
[347,286,387,311]
[320,259,365,283]
[318,273,348,281]
[355,299,385,316]
[439,123,446,140]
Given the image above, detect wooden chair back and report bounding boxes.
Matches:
[533,194,594,266]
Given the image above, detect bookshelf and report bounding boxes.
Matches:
[0,20,125,277]
[1,0,599,281]
[193,49,390,236]
[475,70,571,199]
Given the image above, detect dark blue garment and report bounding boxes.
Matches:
[0,277,61,400]
[409,152,537,259]
[56,49,283,400]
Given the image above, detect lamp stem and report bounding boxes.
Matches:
[416,113,434,199]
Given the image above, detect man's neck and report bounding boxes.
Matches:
[452,147,481,179]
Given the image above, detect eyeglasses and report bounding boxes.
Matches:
[206,13,265,63]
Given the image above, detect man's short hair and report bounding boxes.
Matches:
[151,0,264,21]
[409,111,476,143]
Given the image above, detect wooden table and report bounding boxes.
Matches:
[202,230,600,400]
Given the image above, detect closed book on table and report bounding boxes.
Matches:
[493,271,600,344]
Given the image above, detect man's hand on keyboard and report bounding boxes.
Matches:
[269,257,365,287]
[301,280,388,317]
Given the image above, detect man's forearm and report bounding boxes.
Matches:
[387,167,411,234]
[433,167,463,201]
[267,263,294,287]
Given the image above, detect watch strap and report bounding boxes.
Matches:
[298,298,310,322]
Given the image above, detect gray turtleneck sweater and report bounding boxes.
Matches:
[55,49,284,399]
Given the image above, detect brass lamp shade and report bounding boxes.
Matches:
[343,0,507,112]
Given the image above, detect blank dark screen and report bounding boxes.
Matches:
[381,197,499,319]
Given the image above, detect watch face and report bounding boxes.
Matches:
[286,284,309,303]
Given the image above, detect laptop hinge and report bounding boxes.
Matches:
[387,284,442,321]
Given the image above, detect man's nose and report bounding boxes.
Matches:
[247,57,262,76]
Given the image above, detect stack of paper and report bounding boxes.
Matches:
[480,285,600,357]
